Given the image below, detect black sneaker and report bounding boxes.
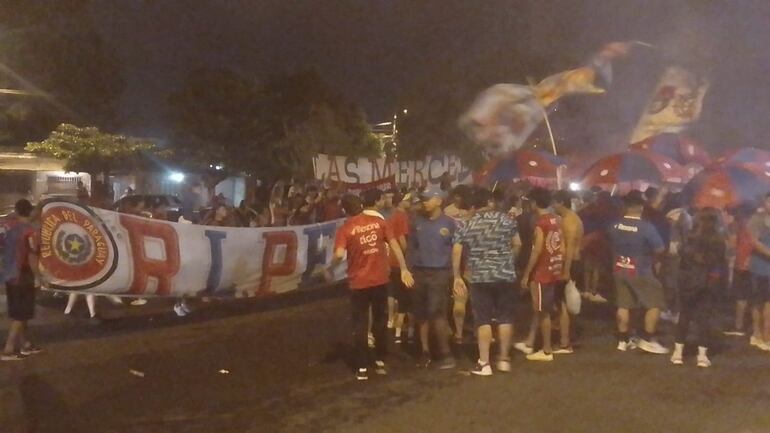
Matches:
[470,360,493,376]
[356,368,368,381]
[374,360,387,375]
[417,352,432,369]
[435,356,456,370]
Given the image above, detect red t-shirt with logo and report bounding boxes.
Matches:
[735,222,753,272]
[334,210,394,290]
[388,209,409,268]
[533,213,564,284]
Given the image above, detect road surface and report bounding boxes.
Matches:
[1,289,769,433]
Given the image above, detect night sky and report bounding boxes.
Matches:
[93,0,770,153]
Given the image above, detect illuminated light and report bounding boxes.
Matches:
[528,160,538,167]
[600,169,609,176]
[764,171,770,177]
[215,165,224,171]
[663,163,671,169]
[569,182,581,191]
[168,172,185,183]
[403,109,408,114]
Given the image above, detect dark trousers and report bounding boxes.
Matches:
[674,287,714,348]
[350,284,388,369]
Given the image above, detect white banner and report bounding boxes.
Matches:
[37,200,347,297]
[312,154,473,186]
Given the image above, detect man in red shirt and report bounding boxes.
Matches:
[327,189,413,381]
[2,200,44,361]
[387,193,412,343]
[519,188,565,362]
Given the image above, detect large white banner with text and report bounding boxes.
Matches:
[35,200,347,297]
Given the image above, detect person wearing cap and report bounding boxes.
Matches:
[327,189,413,381]
[609,190,668,354]
[409,186,457,369]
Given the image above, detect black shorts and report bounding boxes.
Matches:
[733,270,752,301]
[530,282,558,313]
[469,281,516,326]
[412,268,450,322]
[752,274,770,305]
[6,274,36,321]
[389,269,412,313]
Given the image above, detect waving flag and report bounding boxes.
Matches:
[460,42,634,159]
[630,66,709,144]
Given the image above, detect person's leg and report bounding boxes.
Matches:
[752,306,763,339]
[523,316,537,348]
[428,272,452,359]
[643,308,661,338]
[476,324,493,364]
[616,308,631,337]
[370,285,389,363]
[498,324,513,360]
[452,292,468,343]
[3,321,22,354]
[559,302,571,348]
[763,302,770,342]
[539,311,552,353]
[349,290,370,371]
[419,321,430,354]
[64,293,78,315]
[387,270,398,328]
[86,295,97,318]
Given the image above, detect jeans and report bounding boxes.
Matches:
[350,284,388,369]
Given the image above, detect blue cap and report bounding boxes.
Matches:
[420,186,448,201]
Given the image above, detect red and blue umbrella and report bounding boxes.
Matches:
[714,147,770,169]
[581,150,686,188]
[630,133,710,166]
[683,166,770,209]
[631,134,710,166]
[473,149,566,185]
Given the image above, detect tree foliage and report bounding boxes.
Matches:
[0,0,124,146]
[25,123,166,175]
[167,68,379,181]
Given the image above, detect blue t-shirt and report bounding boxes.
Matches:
[609,216,664,277]
[453,211,517,283]
[748,213,770,277]
[409,214,456,269]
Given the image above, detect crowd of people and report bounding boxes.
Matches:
[328,182,770,380]
[4,178,770,376]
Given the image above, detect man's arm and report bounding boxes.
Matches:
[522,227,544,287]
[388,238,414,288]
[452,243,467,297]
[511,233,522,259]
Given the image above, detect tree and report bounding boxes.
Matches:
[0,0,124,146]
[167,68,380,182]
[25,123,167,178]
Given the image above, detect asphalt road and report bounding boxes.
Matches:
[1,289,769,433]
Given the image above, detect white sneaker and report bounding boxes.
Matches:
[670,351,683,365]
[749,336,770,352]
[130,298,148,306]
[553,346,574,355]
[180,301,191,314]
[470,361,493,376]
[173,303,187,317]
[526,350,554,362]
[514,342,534,355]
[367,333,375,348]
[696,354,711,368]
[496,359,512,373]
[639,339,670,355]
[387,320,394,329]
[617,341,629,352]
